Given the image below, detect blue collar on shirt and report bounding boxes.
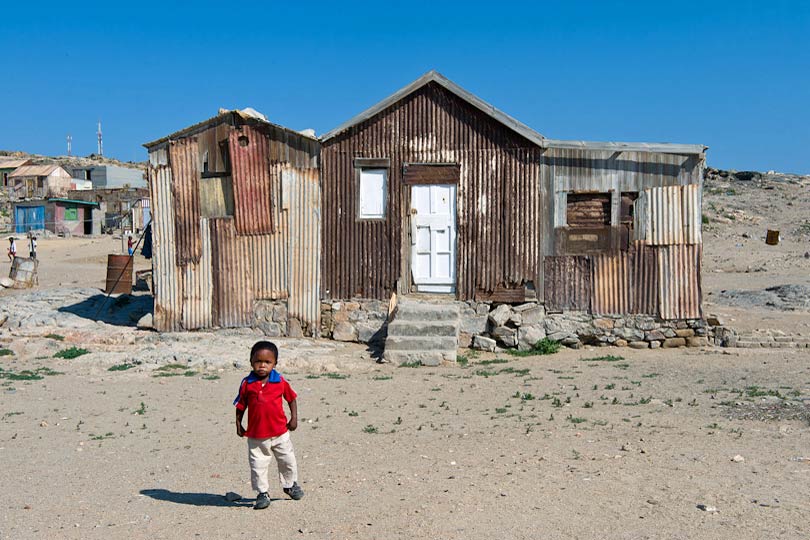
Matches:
[233,369,282,405]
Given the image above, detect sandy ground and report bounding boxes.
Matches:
[1,175,810,540]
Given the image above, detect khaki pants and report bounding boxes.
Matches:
[247,431,298,493]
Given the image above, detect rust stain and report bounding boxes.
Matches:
[169,138,202,266]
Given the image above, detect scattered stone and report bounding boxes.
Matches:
[696,504,718,513]
[460,316,487,335]
[675,329,695,338]
[136,313,154,330]
[488,304,512,327]
[731,455,745,463]
[224,492,242,502]
[508,313,522,327]
[706,314,724,326]
[629,341,649,349]
[40,421,48,428]
[663,337,686,348]
[687,336,708,348]
[649,340,661,349]
[593,318,614,330]
[287,318,304,339]
[512,303,535,313]
[614,339,628,347]
[0,277,13,288]
[520,306,544,326]
[458,332,472,349]
[645,330,665,341]
[472,335,496,352]
[517,325,546,351]
[492,326,518,347]
[332,322,358,342]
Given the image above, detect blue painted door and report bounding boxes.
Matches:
[15,206,45,233]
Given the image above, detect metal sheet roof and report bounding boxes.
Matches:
[0,158,32,169]
[10,164,68,177]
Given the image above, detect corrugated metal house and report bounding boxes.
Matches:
[13,198,101,235]
[9,164,74,200]
[69,164,146,189]
[143,110,320,333]
[1,158,32,190]
[320,71,706,320]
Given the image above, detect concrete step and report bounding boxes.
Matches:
[393,303,460,322]
[384,336,458,351]
[383,350,455,366]
[387,320,459,337]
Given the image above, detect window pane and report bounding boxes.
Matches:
[359,168,386,219]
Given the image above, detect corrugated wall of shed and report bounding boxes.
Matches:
[210,217,254,327]
[229,125,275,235]
[168,138,202,265]
[286,168,321,331]
[149,162,184,331]
[657,244,702,320]
[321,82,544,301]
[631,245,659,315]
[591,253,631,314]
[544,256,591,311]
[644,184,702,245]
[181,217,213,330]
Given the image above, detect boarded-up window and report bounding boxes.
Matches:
[358,169,387,219]
[64,207,78,221]
[566,193,611,228]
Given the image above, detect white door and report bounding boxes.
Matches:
[410,184,457,293]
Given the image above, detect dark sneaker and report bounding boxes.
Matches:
[283,482,304,500]
[254,492,270,510]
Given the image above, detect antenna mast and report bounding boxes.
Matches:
[97,120,103,156]
[66,134,72,156]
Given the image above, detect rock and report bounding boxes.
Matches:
[614,339,628,347]
[488,304,512,327]
[706,314,724,326]
[561,336,581,348]
[696,504,718,513]
[287,318,304,338]
[224,492,242,502]
[663,337,686,348]
[804,252,810,259]
[332,309,349,323]
[629,341,649,349]
[687,336,708,348]
[355,322,385,344]
[272,304,288,323]
[460,315,488,334]
[593,318,614,330]
[0,312,7,327]
[508,313,522,327]
[458,332,472,349]
[136,313,154,330]
[0,277,13,288]
[348,310,368,323]
[615,328,644,341]
[513,303,536,313]
[344,301,361,311]
[492,326,517,347]
[332,322,358,342]
[649,340,661,349]
[40,421,48,427]
[255,321,282,337]
[517,325,546,351]
[645,330,665,341]
[675,329,695,338]
[662,328,677,338]
[520,306,544,326]
[475,303,490,316]
[731,455,745,463]
[472,335,497,352]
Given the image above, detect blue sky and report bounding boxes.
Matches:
[1,1,808,173]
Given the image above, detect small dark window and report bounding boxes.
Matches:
[219,140,231,173]
[85,170,91,180]
[202,150,210,173]
[238,135,249,147]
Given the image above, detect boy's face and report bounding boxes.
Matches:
[250,349,277,378]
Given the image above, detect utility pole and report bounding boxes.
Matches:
[97,120,103,156]
[66,134,72,156]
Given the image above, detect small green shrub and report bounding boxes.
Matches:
[362,424,378,434]
[44,334,65,341]
[0,349,14,357]
[54,347,89,359]
[108,363,136,372]
[507,338,560,357]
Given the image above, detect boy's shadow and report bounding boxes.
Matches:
[139,489,278,508]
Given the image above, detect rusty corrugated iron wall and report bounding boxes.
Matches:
[168,138,202,265]
[591,252,631,315]
[321,82,544,301]
[658,244,702,320]
[544,256,591,311]
[210,217,254,327]
[149,154,184,332]
[631,245,659,315]
[286,168,321,332]
[229,124,275,235]
[181,217,213,330]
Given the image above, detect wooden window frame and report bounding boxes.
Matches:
[354,158,390,222]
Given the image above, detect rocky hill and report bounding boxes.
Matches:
[0,149,146,172]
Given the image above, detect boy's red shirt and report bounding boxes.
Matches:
[234,370,297,438]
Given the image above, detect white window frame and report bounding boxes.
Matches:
[357,167,387,221]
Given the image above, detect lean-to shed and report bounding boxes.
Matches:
[320,71,706,321]
[143,110,321,333]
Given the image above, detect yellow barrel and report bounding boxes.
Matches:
[105,254,133,294]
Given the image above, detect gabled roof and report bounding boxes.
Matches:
[9,164,69,177]
[321,70,706,156]
[320,70,547,146]
[143,108,318,150]
[0,158,32,170]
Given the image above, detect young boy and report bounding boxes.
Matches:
[7,237,16,261]
[234,341,304,509]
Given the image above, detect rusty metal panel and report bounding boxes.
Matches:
[657,244,702,320]
[229,125,274,235]
[286,168,321,333]
[645,185,702,245]
[149,161,183,331]
[210,217,254,327]
[200,176,234,218]
[544,256,591,311]
[681,183,702,244]
[631,245,659,315]
[402,163,460,184]
[633,190,648,242]
[181,217,213,330]
[245,233,288,300]
[591,252,631,315]
[168,138,202,266]
[321,82,543,301]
